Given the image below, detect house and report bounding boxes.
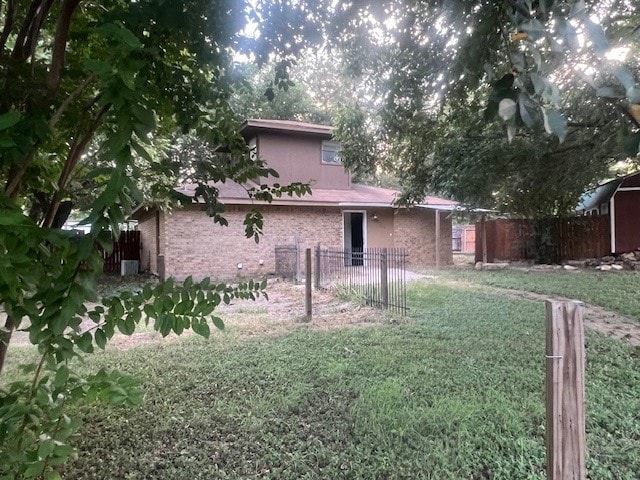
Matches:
[577,171,640,254]
[133,119,456,280]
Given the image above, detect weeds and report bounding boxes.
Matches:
[5,274,638,479]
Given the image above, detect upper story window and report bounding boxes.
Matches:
[322,141,342,165]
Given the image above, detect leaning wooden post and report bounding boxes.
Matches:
[545,300,586,480]
[305,248,312,321]
[314,243,321,290]
[380,248,388,308]
[481,213,488,263]
[435,209,441,269]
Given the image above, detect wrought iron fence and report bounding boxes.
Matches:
[314,246,408,315]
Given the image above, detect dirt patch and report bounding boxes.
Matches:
[501,289,640,346]
[8,274,639,350]
[434,278,640,347]
[7,279,390,350]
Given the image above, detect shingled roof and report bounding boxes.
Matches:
[173,180,458,210]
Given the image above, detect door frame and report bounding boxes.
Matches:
[342,210,368,266]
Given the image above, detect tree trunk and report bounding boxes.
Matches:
[0,315,17,374]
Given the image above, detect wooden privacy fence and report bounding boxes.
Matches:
[476,216,610,264]
[103,230,141,274]
[313,246,408,315]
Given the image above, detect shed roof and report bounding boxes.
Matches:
[577,179,622,212]
[576,171,640,212]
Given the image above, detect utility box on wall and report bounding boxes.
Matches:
[274,245,298,279]
[121,260,139,276]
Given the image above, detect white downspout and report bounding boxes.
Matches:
[610,194,616,254]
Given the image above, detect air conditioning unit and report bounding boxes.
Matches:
[121,260,139,276]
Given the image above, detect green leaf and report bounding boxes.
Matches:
[77,332,94,353]
[54,364,70,388]
[530,73,547,97]
[97,22,143,49]
[583,18,608,55]
[518,93,540,128]
[118,317,135,335]
[596,87,620,98]
[84,58,113,77]
[542,108,567,143]
[626,87,640,104]
[38,439,56,460]
[619,131,640,156]
[615,66,635,90]
[162,296,174,312]
[0,111,21,130]
[23,460,45,478]
[211,316,225,331]
[192,318,210,338]
[498,98,517,121]
[95,329,107,349]
[50,314,67,336]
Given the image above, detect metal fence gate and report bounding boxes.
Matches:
[314,246,408,315]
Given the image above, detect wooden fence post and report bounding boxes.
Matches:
[545,300,586,480]
[481,213,488,263]
[435,209,441,269]
[314,243,321,289]
[305,248,312,321]
[380,248,388,308]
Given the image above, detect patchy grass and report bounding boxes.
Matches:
[3,275,639,479]
[433,267,640,321]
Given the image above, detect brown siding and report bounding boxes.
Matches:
[366,209,395,248]
[392,208,453,267]
[620,172,640,188]
[257,133,351,190]
[614,191,640,253]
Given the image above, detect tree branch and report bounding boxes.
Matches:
[49,73,96,129]
[4,146,39,200]
[0,0,16,54]
[10,0,43,61]
[24,0,55,62]
[46,0,81,94]
[42,103,110,228]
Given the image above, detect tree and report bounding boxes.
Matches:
[327,0,640,215]
[0,1,310,476]
[230,62,333,125]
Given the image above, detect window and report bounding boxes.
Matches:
[249,137,257,161]
[322,141,342,165]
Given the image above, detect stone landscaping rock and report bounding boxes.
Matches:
[482,262,509,271]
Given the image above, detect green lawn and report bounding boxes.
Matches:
[434,267,640,321]
[3,273,640,479]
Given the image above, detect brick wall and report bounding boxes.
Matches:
[150,203,451,281]
[163,205,343,280]
[393,208,452,267]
